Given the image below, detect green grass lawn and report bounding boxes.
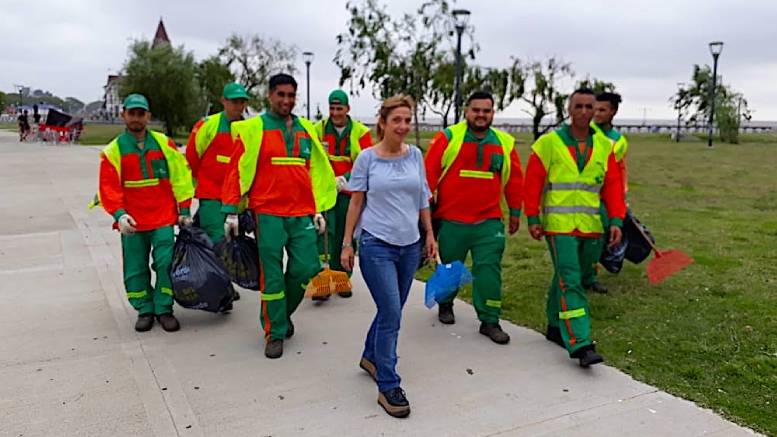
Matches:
[424,133,777,434]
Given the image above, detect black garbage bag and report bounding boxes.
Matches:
[170,227,234,312]
[600,237,627,273]
[624,213,655,264]
[238,210,256,235]
[215,234,260,290]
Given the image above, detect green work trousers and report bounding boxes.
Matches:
[197,199,226,243]
[257,214,321,340]
[545,234,599,355]
[121,226,175,316]
[437,219,506,323]
[317,193,353,276]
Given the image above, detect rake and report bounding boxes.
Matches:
[305,230,351,298]
[630,216,694,284]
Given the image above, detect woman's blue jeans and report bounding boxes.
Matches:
[359,231,422,392]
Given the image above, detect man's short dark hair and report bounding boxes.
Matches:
[466,91,494,106]
[570,88,595,99]
[269,73,297,91]
[596,92,622,110]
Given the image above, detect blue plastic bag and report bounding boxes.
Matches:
[424,261,473,309]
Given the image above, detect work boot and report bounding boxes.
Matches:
[586,282,608,294]
[479,322,510,344]
[377,387,411,418]
[157,314,180,332]
[545,325,565,348]
[572,345,604,368]
[134,314,154,332]
[232,289,241,301]
[265,339,283,359]
[285,320,294,339]
[359,357,377,381]
[338,291,353,298]
[438,303,455,325]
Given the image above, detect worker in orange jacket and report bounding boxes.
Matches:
[425,91,524,344]
[98,94,194,333]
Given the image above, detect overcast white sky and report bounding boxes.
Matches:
[2,0,776,121]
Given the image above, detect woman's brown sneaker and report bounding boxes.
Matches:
[377,388,410,418]
[359,357,377,381]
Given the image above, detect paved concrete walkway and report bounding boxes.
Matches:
[0,131,759,437]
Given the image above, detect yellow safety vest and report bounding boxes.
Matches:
[193,112,223,158]
[313,117,372,163]
[532,129,613,234]
[591,122,628,162]
[93,130,194,209]
[231,116,336,213]
[437,120,515,191]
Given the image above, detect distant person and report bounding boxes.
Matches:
[524,88,626,368]
[424,90,524,344]
[311,89,373,300]
[587,92,630,292]
[341,94,437,418]
[32,104,41,124]
[17,110,30,141]
[97,94,194,333]
[221,73,336,359]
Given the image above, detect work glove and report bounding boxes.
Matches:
[118,214,137,235]
[335,175,348,193]
[178,215,193,228]
[224,214,239,241]
[313,213,326,235]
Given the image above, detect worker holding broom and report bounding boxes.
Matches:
[524,88,626,368]
[222,74,336,359]
[311,89,373,300]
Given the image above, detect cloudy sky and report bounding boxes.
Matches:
[3,0,776,121]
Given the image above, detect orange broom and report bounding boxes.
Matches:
[630,217,694,284]
[305,231,351,298]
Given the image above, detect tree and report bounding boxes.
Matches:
[511,57,574,139]
[576,76,616,94]
[671,64,752,143]
[0,91,5,111]
[64,97,85,114]
[121,40,202,136]
[218,34,297,111]
[335,0,468,144]
[197,55,235,115]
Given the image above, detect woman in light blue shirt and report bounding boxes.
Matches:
[341,95,436,419]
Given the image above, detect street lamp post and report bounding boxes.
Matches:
[302,51,314,119]
[707,41,724,147]
[452,9,471,123]
[676,82,685,143]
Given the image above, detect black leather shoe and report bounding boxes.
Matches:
[134,314,154,332]
[545,325,565,348]
[285,320,294,339]
[479,322,510,344]
[572,345,604,368]
[377,387,410,418]
[586,282,608,294]
[438,303,455,325]
[312,295,330,302]
[265,339,283,359]
[157,314,180,332]
[338,291,353,298]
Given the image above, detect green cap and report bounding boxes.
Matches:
[328,89,349,106]
[123,94,149,111]
[223,82,249,100]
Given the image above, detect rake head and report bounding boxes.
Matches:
[647,249,694,285]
